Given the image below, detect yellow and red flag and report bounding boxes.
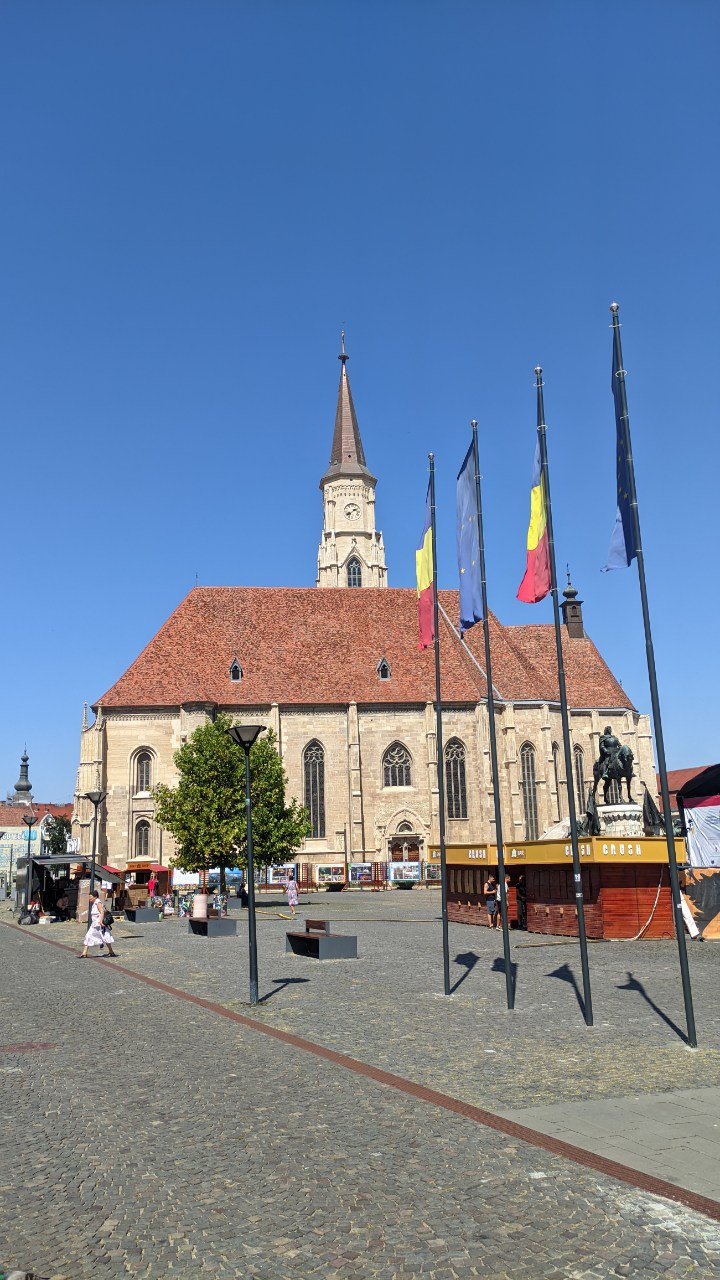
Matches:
[517,439,551,603]
[416,482,434,648]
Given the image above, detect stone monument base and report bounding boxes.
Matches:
[595,803,644,838]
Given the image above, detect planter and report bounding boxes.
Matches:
[394,881,415,889]
[324,883,345,892]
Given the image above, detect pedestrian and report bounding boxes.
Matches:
[286,877,298,917]
[54,890,71,922]
[516,872,527,931]
[148,871,157,899]
[78,890,118,958]
[484,873,499,929]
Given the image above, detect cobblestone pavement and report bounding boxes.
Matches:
[28,890,718,1106]
[1,922,719,1279]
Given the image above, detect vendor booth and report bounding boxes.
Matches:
[15,855,123,920]
[430,837,685,939]
[120,860,170,911]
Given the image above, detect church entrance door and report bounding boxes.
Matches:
[389,839,420,862]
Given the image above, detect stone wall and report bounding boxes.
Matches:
[72,699,657,874]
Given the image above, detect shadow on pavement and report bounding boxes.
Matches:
[259,976,310,1004]
[547,961,586,1018]
[491,952,518,1001]
[450,950,480,993]
[616,970,689,1045]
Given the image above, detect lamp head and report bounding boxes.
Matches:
[227,724,264,751]
[83,788,107,807]
[22,811,37,829]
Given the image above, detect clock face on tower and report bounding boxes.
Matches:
[344,502,361,521]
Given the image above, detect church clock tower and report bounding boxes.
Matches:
[316,334,388,588]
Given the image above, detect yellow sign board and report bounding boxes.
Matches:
[428,837,685,866]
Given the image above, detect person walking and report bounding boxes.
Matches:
[78,891,118,958]
[286,877,298,917]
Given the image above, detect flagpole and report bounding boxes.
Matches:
[534,368,594,1027]
[471,421,514,1010]
[429,453,451,996]
[609,303,696,1047]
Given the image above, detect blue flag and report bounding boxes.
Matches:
[603,337,638,570]
[456,443,483,634]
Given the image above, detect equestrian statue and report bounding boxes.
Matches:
[592,725,634,804]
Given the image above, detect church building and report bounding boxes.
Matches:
[72,341,656,878]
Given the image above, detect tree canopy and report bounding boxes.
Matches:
[43,815,72,857]
[153,714,310,886]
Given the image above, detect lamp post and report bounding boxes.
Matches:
[82,787,107,898]
[227,724,265,1006]
[22,811,37,912]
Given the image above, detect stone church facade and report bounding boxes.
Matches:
[72,341,656,876]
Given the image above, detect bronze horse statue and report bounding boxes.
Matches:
[592,742,634,804]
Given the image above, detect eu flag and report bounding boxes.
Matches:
[456,443,483,634]
[603,338,638,570]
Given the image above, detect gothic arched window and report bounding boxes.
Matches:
[445,738,468,819]
[383,743,412,788]
[574,745,586,812]
[520,743,539,840]
[347,557,362,588]
[552,742,563,821]
[135,820,150,859]
[303,741,325,839]
[135,752,152,794]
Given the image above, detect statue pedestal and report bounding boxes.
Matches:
[595,803,644,838]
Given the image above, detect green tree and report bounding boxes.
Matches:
[43,815,72,856]
[153,714,310,890]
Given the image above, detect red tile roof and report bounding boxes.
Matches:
[96,588,634,714]
[660,767,714,807]
[0,802,73,828]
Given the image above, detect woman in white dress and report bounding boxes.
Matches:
[78,890,118,958]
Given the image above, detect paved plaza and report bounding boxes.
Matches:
[0,891,718,1278]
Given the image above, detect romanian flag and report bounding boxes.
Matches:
[517,439,551,603]
[416,482,434,649]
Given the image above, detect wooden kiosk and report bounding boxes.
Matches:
[429,836,684,940]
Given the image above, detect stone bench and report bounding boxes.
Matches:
[285,918,357,960]
[188,916,237,937]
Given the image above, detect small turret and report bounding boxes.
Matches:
[13,749,33,804]
[561,567,585,638]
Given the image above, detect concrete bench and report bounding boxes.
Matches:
[285,918,357,960]
[188,917,237,937]
[124,906,163,923]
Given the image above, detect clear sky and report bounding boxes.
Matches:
[1,1,717,801]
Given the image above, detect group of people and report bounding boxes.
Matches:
[483,872,527,930]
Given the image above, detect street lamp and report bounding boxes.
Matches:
[82,786,107,897]
[227,724,265,1005]
[22,811,37,913]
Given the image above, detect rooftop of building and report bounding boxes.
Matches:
[0,801,73,829]
[94,586,633,713]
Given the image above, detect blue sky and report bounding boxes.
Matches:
[1,1,717,800]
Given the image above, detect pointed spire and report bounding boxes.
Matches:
[320,333,376,487]
[82,702,88,730]
[13,749,33,803]
[563,565,578,601]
